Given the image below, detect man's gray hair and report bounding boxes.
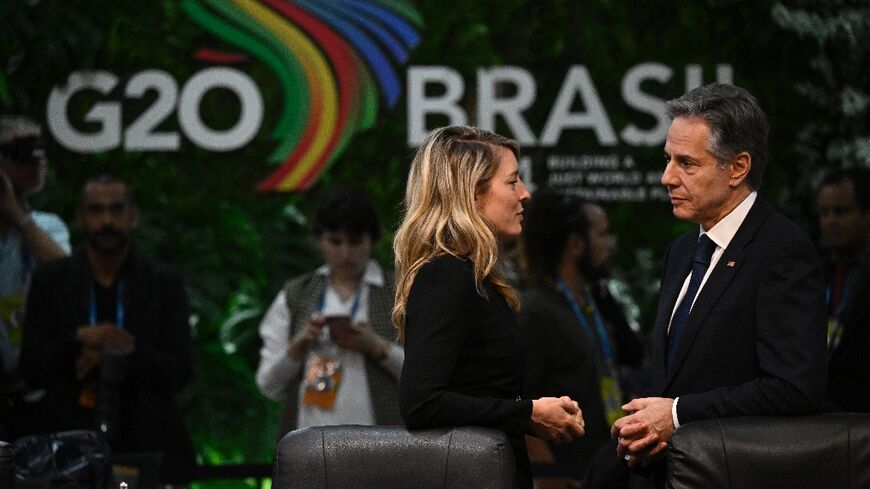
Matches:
[665,83,769,190]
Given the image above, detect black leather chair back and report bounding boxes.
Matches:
[667,413,870,489]
[273,425,518,489]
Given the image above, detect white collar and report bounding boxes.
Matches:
[701,191,757,249]
[315,259,384,287]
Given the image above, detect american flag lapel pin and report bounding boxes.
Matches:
[726,260,736,268]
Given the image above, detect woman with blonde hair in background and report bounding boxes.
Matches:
[394,126,586,488]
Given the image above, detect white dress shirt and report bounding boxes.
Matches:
[671,191,757,428]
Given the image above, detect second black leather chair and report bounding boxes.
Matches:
[667,413,870,489]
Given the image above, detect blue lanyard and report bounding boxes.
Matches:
[89,280,125,329]
[317,282,362,319]
[555,278,614,363]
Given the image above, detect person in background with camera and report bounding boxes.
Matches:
[19,174,195,483]
[0,115,70,441]
[256,185,403,438]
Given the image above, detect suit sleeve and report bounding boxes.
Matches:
[125,269,193,393]
[399,258,533,436]
[20,266,81,388]
[677,234,827,422]
[255,290,303,401]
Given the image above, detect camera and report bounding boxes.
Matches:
[0,136,46,166]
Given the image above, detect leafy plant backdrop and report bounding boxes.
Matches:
[3,1,868,487]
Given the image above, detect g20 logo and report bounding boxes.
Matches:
[47,68,263,153]
[47,0,423,190]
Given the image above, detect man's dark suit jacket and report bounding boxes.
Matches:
[639,197,828,487]
[19,249,196,482]
[826,246,870,412]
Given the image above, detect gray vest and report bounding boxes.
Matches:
[277,269,402,437]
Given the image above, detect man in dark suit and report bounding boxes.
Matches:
[609,84,827,488]
[19,174,195,483]
[817,168,870,412]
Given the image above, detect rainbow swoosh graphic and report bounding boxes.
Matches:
[181,0,423,191]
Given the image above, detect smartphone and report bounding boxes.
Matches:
[325,315,352,338]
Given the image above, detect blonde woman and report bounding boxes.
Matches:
[394,126,586,488]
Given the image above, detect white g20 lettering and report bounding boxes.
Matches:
[47,68,263,153]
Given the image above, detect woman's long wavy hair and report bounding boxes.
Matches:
[392,126,521,339]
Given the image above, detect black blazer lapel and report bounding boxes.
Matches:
[663,198,773,388]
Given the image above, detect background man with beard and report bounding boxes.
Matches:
[519,191,643,486]
[19,174,196,483]
[816,167,870,412]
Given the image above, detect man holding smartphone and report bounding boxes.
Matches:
[256,186,402,437]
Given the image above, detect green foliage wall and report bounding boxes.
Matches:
[772,0,870,224]
[3,2,868,485]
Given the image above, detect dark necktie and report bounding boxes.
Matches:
[666,234,717,370]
